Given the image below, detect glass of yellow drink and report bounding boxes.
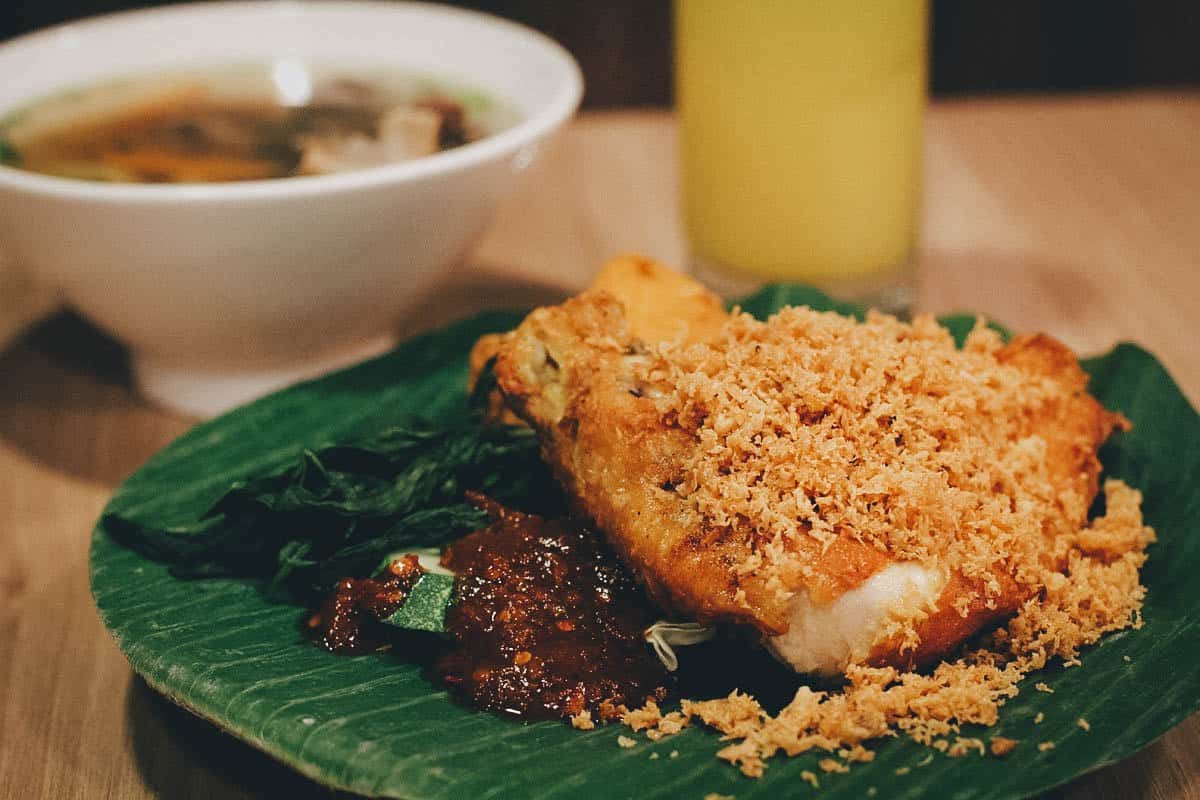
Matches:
[675,0,928,313]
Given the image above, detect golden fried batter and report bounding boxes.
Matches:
[587,254,727,346]
[469,255,724,391]
[470,255,725,425]
[491,262,1126,672]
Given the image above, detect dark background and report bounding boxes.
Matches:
[4,0,1199,108]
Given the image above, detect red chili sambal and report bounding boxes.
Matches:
[310,554,425,653]
[435,494,667,721]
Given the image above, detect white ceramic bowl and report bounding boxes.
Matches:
[0,1,581,416]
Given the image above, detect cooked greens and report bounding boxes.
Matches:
[381,571,457,633]
[104,395,557,604]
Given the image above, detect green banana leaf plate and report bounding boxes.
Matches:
[90,286,1200,799]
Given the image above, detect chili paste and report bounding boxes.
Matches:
[436,494,667,720]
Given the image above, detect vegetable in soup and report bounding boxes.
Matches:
[0,63,514,183]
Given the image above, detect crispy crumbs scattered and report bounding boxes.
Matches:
[1123,655,1132,663]
[895,766,912,776]
[868,788,878,797]
[649,715,689,741]
[990,736,1019,757]
[818,758,849,774]
[1038,742,1056,753]
[622,482,1153,779]
[704,794,734,800]
[1034,712,1045,724]
[570,710,595,731]
[599,699,629,721]
[1077,718,1091,732]
[617,735,637,749]
[916,753,934,767]
[680,692,764,739]
[1035,683,1054,694]
[947,737,986,758]
[670,750,679,759]
[838,745,875,763]
[624,698,690,741]
[801,771,820,789]
[623,700,662,732]
[649,752,659,760]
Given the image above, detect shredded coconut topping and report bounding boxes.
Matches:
[623,480,1153,777]
[643,308,1110,624]
[990,736,1019,757]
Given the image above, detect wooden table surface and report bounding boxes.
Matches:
[2,94,1198,800]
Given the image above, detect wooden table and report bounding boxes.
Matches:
[2,94,1198,799]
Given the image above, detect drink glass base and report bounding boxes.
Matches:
[688,255,917,319]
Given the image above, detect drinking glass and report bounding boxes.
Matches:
[675,0,928,314]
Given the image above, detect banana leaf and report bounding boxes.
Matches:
[91,292,1200,799]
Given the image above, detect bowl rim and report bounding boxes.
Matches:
[0,0,583,202]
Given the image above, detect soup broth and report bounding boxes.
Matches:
[0,63,516,183]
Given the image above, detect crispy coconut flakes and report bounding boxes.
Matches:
[622,480,1153,777]
[643,308,1120,628]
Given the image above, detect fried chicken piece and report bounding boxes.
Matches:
[493,264,1126,674]
[587,254,727,346]
[469,255,726,424]
[469,331,522,425]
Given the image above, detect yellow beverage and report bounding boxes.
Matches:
[675,1,927,305]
